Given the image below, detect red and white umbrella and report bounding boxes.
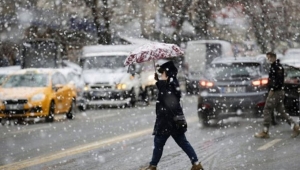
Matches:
[124,42,184,66]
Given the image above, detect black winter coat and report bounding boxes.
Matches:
[152,78,187,136]
[268,59,284,91]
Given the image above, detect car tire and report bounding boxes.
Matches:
[199,112,210,127]
[129,88,136,108]
[198,110,210,127]
[45,101,55,122]
[66,99,76,119]
[78,104,86,111]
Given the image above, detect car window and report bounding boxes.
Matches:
[285,67,300,79]
[262,62,270,74]
[57,72,67,85]
[67,72,77,82]
[208,63,261,79]
[0,74,7,85]
[81,55,127,69]
[52,73,60,86]
[2,73,48,88]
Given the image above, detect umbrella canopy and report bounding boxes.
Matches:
[124,42,184,66]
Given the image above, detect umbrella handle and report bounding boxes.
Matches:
[153,60,157,73]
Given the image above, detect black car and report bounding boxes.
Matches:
[197,56,270,126]
[283,64,300,116]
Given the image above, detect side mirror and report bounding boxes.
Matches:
[127,64,136,75]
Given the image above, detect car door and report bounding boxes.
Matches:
[56,72,73,113]
[52,73,64,114]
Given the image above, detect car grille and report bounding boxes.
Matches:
[84,91,128,100]
[3,99,28,105]
[1,106,43,115]
[90,84,112,89]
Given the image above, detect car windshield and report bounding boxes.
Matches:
[81,55,127,70]
[281,55,300,64]
[0,74,7,85]
[208,63,261,79]
[2,73,48,88]
[285,66,300,79]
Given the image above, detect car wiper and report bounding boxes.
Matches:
[231,74,250,78]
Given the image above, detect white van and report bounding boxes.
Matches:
[184,40,234,94]
[80,44,143,108]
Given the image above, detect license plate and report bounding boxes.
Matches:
[224,87,245,93]
[95,91,107,97]
[6,104,24,110]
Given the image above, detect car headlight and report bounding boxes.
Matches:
[83,85,90,91]
[31,93,45,102]
[148,75,154,81]
[116,83,127,90]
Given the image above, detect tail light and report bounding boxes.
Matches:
[252,78,268,86]
[199,80,214,88]
[256,102,265,107]
[202,103,211,109]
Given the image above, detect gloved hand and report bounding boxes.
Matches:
[154,73,159,81]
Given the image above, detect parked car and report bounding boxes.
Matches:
[0,68,77,122]
[197,56,269,126]
[58,68,87,111]
[283,64,300,116]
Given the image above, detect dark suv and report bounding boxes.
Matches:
[197,56,269,126]
[283,64,300,116]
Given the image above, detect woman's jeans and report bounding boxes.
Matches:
[150,133,198,166]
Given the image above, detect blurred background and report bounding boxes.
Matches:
[1,0,300,66]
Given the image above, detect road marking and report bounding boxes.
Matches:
[10,126,52,135]
[0,116,198,170]
[8,114,117,135]
[257,139,282,151]
[0,128,153,170]
[91,113,117,120]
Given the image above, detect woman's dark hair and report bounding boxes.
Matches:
[157,61,178,77]
[266,52,277,58]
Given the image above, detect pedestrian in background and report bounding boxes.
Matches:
[255,52,300,138]
[141,61,203,170]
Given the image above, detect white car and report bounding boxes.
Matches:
[80,44,143,108]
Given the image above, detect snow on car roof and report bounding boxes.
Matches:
[285,48,300,55]
[83,51,130,57]
[211,56,266,64]
[12,68,58,75]
[82,44,142,56]
[0,65,21,74]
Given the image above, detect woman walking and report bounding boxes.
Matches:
[141,61,204,170]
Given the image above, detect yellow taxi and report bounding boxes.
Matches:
[0,69,77,122]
